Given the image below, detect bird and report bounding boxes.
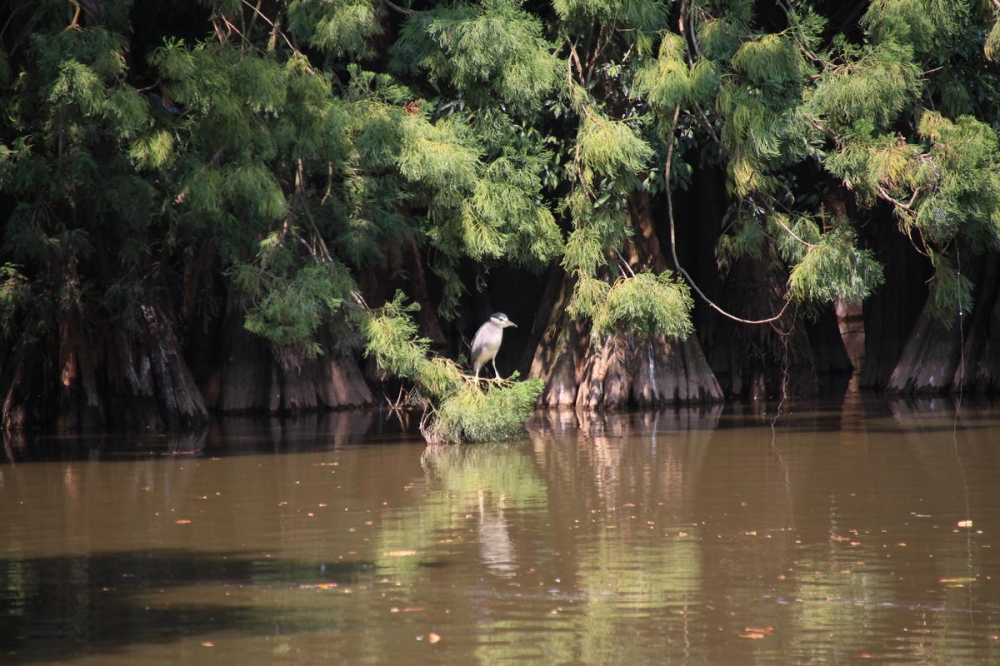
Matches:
[470,312,517,380]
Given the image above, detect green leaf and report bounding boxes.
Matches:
[788,228,885,303]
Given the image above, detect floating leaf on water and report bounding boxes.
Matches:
[428,632,441,644]
[174,519,191,524]
[940,577,975,586]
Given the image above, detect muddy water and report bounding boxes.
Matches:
[2,396,1000,665]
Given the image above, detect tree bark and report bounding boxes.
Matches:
[859,209,932,389]
[886,308,962,393]
[1,293,210,431]
[886,248,986,394]
[674,167,853,399]
[528,264,587,407]
[211,290,374,414]
[530,190,722,408]
[956,253,1000,393]
[107,300,209,429]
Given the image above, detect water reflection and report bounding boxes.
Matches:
[1,400,999,665]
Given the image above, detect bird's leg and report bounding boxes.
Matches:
[64,0,82,32]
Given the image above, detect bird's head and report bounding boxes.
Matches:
[490,313,517,328]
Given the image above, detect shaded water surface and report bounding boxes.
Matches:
[2,396,1000,665]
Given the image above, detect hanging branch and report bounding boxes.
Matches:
[664,105,790,325]
[773,215,817,248]
[174,148,225,205]
[240,0,303,58]
[382,0,413,16]
[293,158,335,264]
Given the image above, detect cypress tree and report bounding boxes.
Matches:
[7,0,1000,436]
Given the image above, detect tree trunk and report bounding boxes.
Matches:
[675,167,853,399]
[211,290,374,414]
[887,308,962,393]
[107,300,209,429]
[700,250,826,400]
[956,253,1000,393]
[2,293,210,431]
[357,239,447,347]
[859,208,932,389]
[527,264,587,407]
[56,276,106,430]
[530,191,722,408]
[884,249,1000,395]
[887,248,986,394]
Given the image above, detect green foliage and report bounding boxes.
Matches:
[823,133,921,205]
[577,116,654,183]
[731,33,806,94]
[0,264,32,341]
[392,1,561,111]
[986,18,1000,62]
[788,228,885,304]
[771,214,821,266]
[435,378,545,443]
[926,251,973,323]
[237,258,357,357]
[287,0,382,58]
[552,0,670,33]
[635,34,719,112]
[570,272,693,340]
[364,293,542,443]
[715,215,766,272]
[807,43,921,133]
[914,112,1000,250]
[398,115,481,191]
[604,272,694,339]
[862,0,969,55]
[562,225,609,276]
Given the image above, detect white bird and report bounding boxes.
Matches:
[470,312,517,380]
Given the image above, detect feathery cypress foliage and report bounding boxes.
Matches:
[364,293,542,443]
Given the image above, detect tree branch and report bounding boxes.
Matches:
[664,105,790,325]
[174,149,225,205]
[382,0,413,16]
[240,0,300,56]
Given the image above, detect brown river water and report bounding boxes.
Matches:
[2,393,999,665]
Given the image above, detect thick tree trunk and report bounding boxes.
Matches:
[357,239,447,347]
[957,254,1000,392]
[2,294,210,431]
[0,335,49,432]
[675,168,853,399]
[211,291,373,414]
[703,251,828,400]
[887,250,999,395]
[886,308,962,393]
[859,209,932,389]
[56,279,106,430]
[530,191,722,408]
[528,265,587,407]
[107,301,209,429]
